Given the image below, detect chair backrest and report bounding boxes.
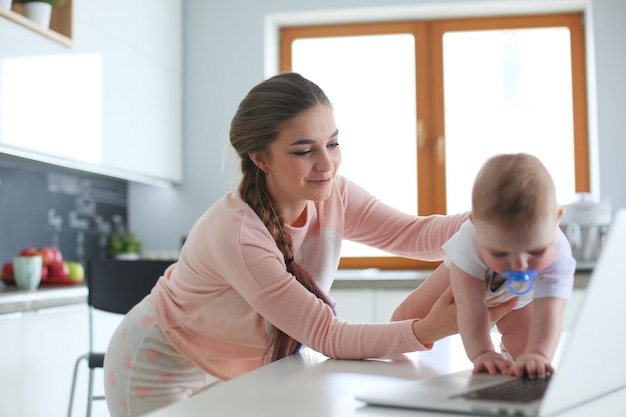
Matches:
[87,259,175,314]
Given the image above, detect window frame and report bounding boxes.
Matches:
[280,13,589,270]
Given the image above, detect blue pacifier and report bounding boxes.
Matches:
[501,269,538,296]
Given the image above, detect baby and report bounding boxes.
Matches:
[393,153,576,379]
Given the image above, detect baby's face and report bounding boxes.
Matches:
[473,216,560,274]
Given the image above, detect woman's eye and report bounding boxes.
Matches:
[293,142,338,156]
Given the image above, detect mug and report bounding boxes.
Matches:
[13,256,43,290]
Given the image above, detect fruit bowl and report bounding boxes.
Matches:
[2,246,86,288]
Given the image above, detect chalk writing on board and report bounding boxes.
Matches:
[45,172,127,262]
[0,156,128,265]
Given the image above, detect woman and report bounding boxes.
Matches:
[103,72,514,417]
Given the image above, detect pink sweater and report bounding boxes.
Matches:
[151,176,466,380]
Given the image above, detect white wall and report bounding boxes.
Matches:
[129,0,626,253]
[588,0,626,211]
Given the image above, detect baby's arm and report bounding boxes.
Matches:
[391,263,450,321]
[450,263,513,375]
[509,297,567,379]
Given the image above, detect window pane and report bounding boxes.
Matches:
[291,34,416,257]
[443,27,576,213]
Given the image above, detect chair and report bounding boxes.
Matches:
[67,259,175,417]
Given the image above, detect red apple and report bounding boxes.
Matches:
[41,265,49,281]
[37,246,62,267]
[50,247,63,264]
[48,262,70,280]
[1,262,14,279]
[19,247,38,257]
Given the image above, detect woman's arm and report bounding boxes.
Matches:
[340,178,468,260]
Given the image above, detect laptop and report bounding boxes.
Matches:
[356,208,626,416]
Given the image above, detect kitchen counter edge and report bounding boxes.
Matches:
[0,283,87,315]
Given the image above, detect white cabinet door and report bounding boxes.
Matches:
[330,289,376,323]
[375,289,413,322]
[80,0,183,184]
[22,305,89,417]
[0,0,183,184]
[330,287,415,323]
[332,285,585,330]
[330,288,414,323]
[0,313,23,417]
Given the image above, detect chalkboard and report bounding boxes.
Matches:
[0,155,128,267]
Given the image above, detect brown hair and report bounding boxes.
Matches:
[230,72,335,363]
[471,153,557,229]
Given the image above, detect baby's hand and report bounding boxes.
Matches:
[508,353,553,379]
[473,351,514,375]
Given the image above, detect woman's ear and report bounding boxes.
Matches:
[248,151,267,172]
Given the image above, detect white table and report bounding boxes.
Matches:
[146,334,625,417]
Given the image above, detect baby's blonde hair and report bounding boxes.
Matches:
[471,153,557,229]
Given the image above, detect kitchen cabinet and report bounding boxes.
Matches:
[0,0,182,185]
[330,288,411,323]
[330,287,585,331]
[0,305,98,417]
[0,313,23,417]
[22,305,89,417]
[331,288,376,322]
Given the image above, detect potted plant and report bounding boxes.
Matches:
[13,0,66,28]
[105,232,143,260]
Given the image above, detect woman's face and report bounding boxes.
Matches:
[252,104,341,223]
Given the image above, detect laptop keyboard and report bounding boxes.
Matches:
[458,377,550,403]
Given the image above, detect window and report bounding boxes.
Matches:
[280,13,589,269]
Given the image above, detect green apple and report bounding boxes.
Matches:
[64,261,85,281]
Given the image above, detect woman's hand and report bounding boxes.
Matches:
[411,286,518,346]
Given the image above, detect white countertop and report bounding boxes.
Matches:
[0,282,87,314]
[144,333,624,417]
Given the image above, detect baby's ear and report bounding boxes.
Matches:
[556,207,565,223]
